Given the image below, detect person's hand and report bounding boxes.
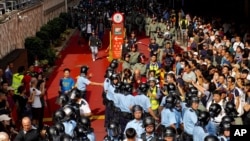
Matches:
[154,116,159,121]
[88,73,93,78]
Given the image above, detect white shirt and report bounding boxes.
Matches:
[87,24,92,33]
[77,99,91,116]
[233,41,244,51]
[30,87,42,108]
[206,100,226,123]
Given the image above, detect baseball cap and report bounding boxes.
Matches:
[0,114,11,121]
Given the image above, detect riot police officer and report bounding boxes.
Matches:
[224,102,243,125]
[218,121,231,141]
[204,135,219,141]
[193,111,216,141]
[182,96,199,141]
[134,82,158,120]
[124,105,145,138]
[141,116,159,141]
[103,120,123,141]
[163,126,176,141]
[77,116,96,141]
[114,83,135,133]
[208,103,222,132]
[76,65,103,99]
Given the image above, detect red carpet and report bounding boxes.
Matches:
[43,29,183,140]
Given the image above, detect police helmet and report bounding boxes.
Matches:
[187,96,199,107]
[58,94,69,106]
[165,95,176,108]
[164,126,176,137]
[63,105,76,121]
[109,59,119,69]
[60,134,73,141]
[209,103,222,118]
[114,82,124,93]
[75,125,88,137]
[143,116,155,128]
[79,116,91,129]
[108,121,121,137]
[110,73,120,82]
[104,67,114,78]
[221,115,235,124]
[189,86,198,95]
[53,109,66,122]
[138,83,148,94]
[219,121,231,131]
[46,126,59,138]
[167,83,176,92]
[123,83,133,95]
[224,102,238,116]
[131,105,143,113]
[80,65,89,75]
[68,88,82,100]
[204,135,219,141]
[54,122,65,134]
[198,111,210,125]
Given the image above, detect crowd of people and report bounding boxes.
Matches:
[0,0,250,141]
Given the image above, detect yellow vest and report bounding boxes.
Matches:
[11,73,24,94]
[148,87,159,110]
[149,63,160,76]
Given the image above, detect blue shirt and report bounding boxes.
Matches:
[218,135,229,141]
[161,108,176,127]
[114,94,135,113]
[134,94,151,112]
[124,119,145,138]
[206,121,217,135]
[174,108,183,128]
[62,120,77,136]
[183,108,198,135]
[193,126,209,141]
[76,76,90,91]
[59,77,75,94]
[106,84,116,101]
[104,78,110,92]
[87,132,96,141]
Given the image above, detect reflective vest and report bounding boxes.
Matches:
[148,86,159,110]
[149,63,160,76]
[11,73,24,95]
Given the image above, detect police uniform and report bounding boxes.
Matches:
[193,121,217,141]
[183,108,198,139]
[134,94,151,115]
[77,98,91,116]
[62,120,77,136]
[124,119,145,138]
[76,76,90,98]
[140,132,159,141]
[87,132,96,141]
[113,93,135,133]
[161,108,177,128]
[193,126,209,141]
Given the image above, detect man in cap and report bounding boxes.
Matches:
[76,65,103,99]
